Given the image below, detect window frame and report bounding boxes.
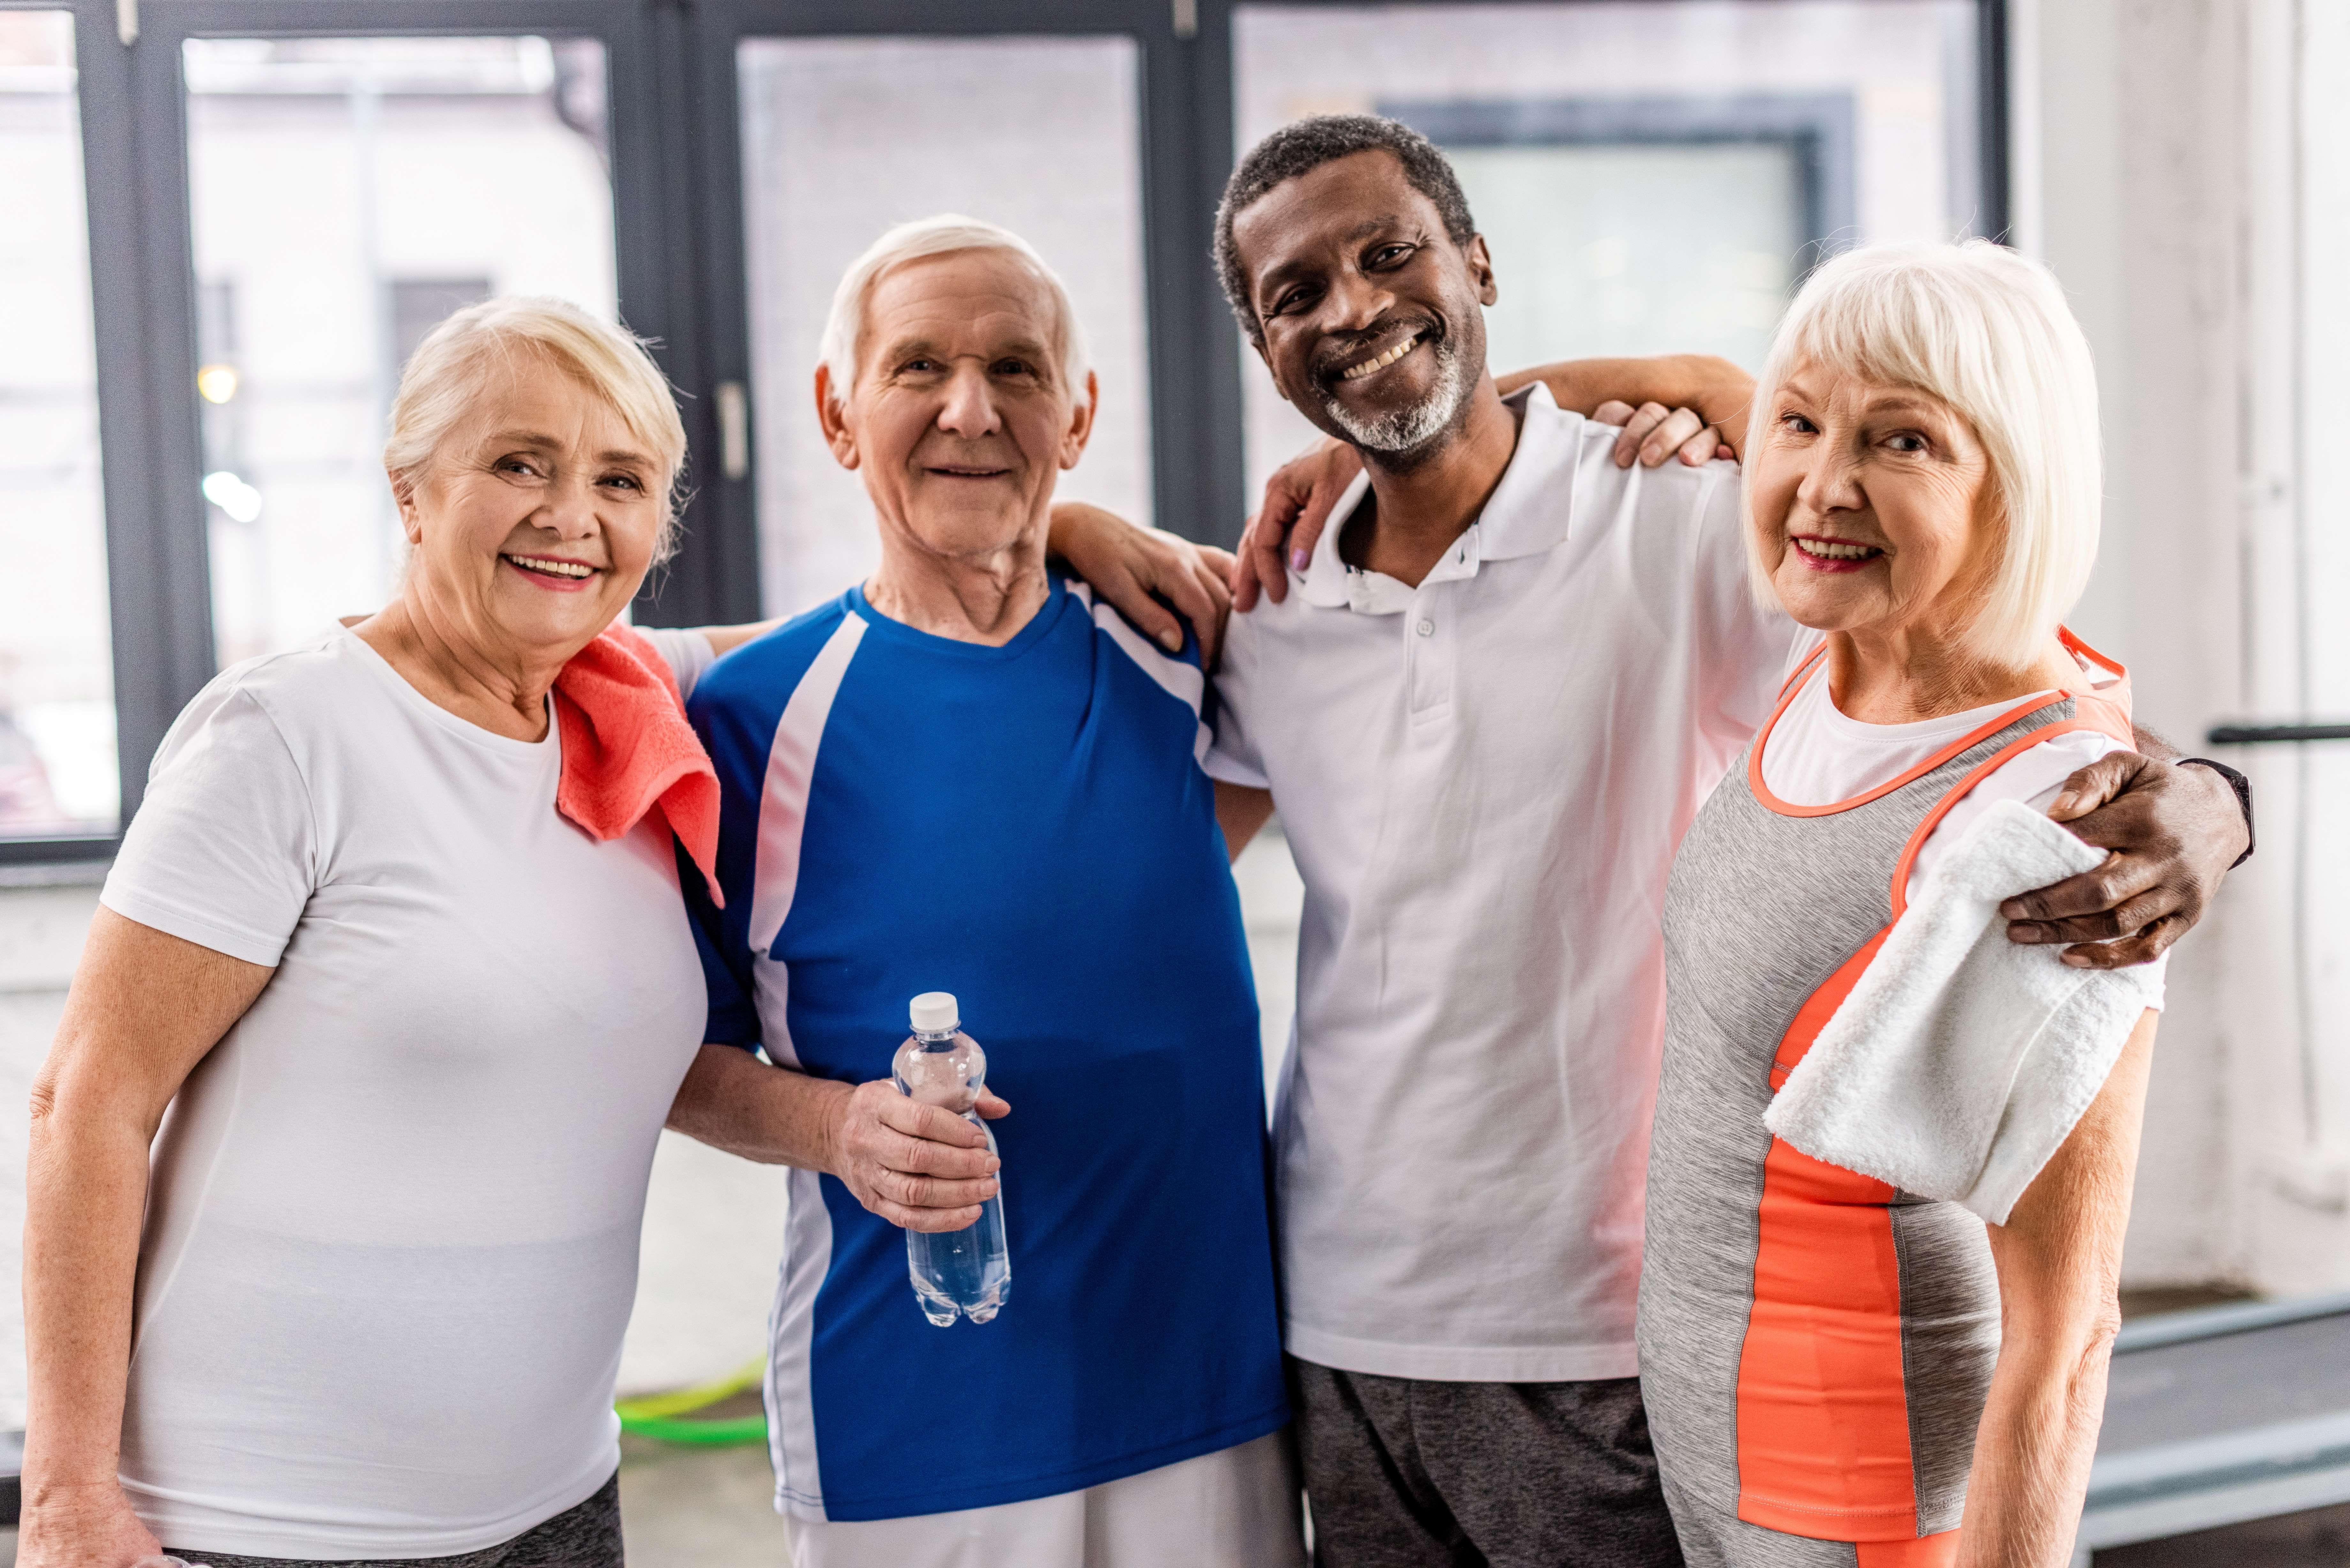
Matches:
[2,0,2008,865]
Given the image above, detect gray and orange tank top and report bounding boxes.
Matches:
[1637,631,2134,1547]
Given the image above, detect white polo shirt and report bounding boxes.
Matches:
[1207,384,1799,1383]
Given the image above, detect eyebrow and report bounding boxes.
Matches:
[483,430,654,467]
[878,335,1058,365]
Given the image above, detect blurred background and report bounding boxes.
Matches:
[2,1,2346,1562]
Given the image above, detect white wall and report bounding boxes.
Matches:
[2021,0,2350,1294]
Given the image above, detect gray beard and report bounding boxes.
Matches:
[1319,335,1472,458]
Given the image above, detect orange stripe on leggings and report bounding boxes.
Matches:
[1737,933,1922,1539]
[1856,1531,1959,1567]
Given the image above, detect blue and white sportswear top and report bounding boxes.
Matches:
[685,575,1286,1522]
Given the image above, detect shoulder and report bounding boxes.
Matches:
[1975,723,2130,806]
[689,595,860,723]
[1066,579,1208,717]
[159,634,366,764]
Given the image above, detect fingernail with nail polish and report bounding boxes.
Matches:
[1291,549,1309,571]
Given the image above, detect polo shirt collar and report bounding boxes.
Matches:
[1290,381,1577,613]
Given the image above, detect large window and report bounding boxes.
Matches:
[0,0,2004,862]
[1232,0,1992,494]
[0,9,115,839]
[185,35,618,667]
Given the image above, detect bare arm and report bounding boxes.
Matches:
[695,619,784,658]
[21,909,273,1568]
[1957,1011,2156,1568]
[1216,781,1275,863]
[1496,353,1758,462]
[665,1042,1007,1232]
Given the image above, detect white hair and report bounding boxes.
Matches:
[385,296,688,559]
[816,214,1091,407]
[1744,239,2102,670]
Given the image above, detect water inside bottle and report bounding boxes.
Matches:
[894,1024,1011,1326]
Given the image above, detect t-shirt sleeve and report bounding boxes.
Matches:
[1913,729,2169,1007]
[680,848,761,1051]
[1686,466,1803,751]
[634,626,718,701]
[100,682,318,968]
[1203,613,1271,790]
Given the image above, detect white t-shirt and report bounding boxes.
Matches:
[101,624,713,1558]
[1758,637,2165,1001]
[1206,385,1800,1382]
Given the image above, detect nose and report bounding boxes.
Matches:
[1318,267,1396,338]
[936,362,1001,441]
[538,466,600,540]
[1797,443,1867,516]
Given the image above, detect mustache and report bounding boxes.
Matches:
[1311,314,1444,387]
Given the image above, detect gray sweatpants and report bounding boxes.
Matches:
[164,1471,625,1568]
[1290,1358,1685,1568]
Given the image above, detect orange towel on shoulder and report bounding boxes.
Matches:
[552,623,723,908]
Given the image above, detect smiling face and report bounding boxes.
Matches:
[392,351,665,664]
[1231,150,1495,464]
[817,247,1095,565]
[1749,357,2001,649]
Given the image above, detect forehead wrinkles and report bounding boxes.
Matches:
[860,254,1069,378]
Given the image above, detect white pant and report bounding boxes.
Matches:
[783,1431,1307,1568]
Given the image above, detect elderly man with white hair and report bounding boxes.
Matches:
[663,215,1304,1568]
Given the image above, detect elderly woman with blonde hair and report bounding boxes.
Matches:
[1638,240,2182,1568]
[17,296,1224,1568]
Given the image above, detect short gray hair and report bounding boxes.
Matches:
[385,296,688,560]
[1746,240,2103,669]
[817,214,1090,406]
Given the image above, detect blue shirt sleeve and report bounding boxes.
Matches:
[679,841,760,1051]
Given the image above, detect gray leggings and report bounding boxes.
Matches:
[164,1472,623,1568]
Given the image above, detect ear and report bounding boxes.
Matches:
[387,465,427,546]
[1059,371,1099,471]
[814,364,861,471]
[1464,234,1498,308]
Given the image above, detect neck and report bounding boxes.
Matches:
[356,584,572,742]
[1826,621,2085,725]
[865,527,1051,646]
[1343,376,1520,588]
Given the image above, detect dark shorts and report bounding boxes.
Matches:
[165,1471,624,1568]
[1290,1359,1685,1568]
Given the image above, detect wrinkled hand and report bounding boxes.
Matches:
[2004,753,2249,968]
[1047,501,1233,664]
[1589,400,1735,469]
[824,1079,1010,1232]
[16,1481,163,1568]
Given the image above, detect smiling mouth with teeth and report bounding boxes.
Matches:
[503,553,598,580]
[1792,537,1884,562]
[1338,330,1427,382]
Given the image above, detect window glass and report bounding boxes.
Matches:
[183,37,617,667]
[737,36,1153,617]
[0,11,117,837]
[1231,1,1984,495]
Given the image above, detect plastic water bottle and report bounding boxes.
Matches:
[892,991,1010,1326]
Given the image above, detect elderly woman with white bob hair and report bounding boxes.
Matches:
[18,295,1229,1568]
[1636,239,2186,1568]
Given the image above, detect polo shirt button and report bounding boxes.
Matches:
[1416,619,1434,637]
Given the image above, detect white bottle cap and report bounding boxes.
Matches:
[909,992,959,1033]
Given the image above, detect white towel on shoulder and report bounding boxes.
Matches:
[1763,798,2160,1225]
